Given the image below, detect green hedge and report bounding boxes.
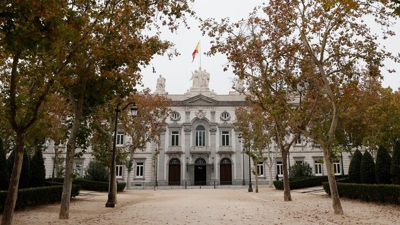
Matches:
[73,179,126,192]
[0,184,80,212]
[273,176,329,190]
[49,178,126,192]
[322,182,400,204]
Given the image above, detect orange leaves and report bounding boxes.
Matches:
[234,105,274,151]
[320,0,359,12]
[121,89,171,150]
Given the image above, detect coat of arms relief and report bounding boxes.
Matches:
[195,110,206,119]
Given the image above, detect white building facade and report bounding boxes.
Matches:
[43,68,351,188]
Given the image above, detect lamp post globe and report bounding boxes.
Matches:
[130,103,138,117]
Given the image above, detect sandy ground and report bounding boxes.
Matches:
[2,186,400,225]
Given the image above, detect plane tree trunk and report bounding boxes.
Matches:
[281,148,292,201]
[322,145,343,214]
[59,90,84,219]
[1,133,26,225]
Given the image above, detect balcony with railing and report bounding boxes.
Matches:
[217,146,234,154]
[166,146,184,154]
[190,146,211,154]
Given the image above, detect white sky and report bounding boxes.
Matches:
[139,0,400,95]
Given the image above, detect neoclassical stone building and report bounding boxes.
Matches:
[43,68,351,187]
[146,68,249,186]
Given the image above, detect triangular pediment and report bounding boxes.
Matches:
[181,94,219,106]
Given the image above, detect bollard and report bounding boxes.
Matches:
[214,180,216,189]
[185,181,187,189]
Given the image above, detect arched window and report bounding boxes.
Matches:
[220,158,231,164]
[195,158,206,164]
[169,158,181,164]
[196,125,206,146]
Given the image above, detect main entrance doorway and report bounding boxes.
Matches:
[220,158,232,185]
[194,158,207,185]
[168,158,181,185]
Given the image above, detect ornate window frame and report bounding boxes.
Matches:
[170,111,181,121]
[220,111,231,121]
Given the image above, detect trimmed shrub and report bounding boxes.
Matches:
[0,184,80,212]
[73,178,126,192]
[273,180,284,190]
[360,150,376,184]
[375,145,391,184]
[322,182,400,205]
[274,176,328,190]
[30,149,46,187]
[289,162,313,180]
[391,141,400,184]
[348,149,362,183]
[19,150,31,189]
[84,160,109,182]
[49,178,126,192]
[0,139,9,190]
[8,150,31,189]
[49,177,65,183]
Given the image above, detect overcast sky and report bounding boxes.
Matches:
[139,0,400,95]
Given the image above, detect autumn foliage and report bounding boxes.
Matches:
[201,0,398,215]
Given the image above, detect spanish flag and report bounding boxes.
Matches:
[192,42,199,62]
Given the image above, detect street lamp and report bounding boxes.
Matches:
[248,149,253,192]
[238,133,245,186]
[52,141,60,181]
[155,147,158,187]
[106,103,138,208]
[340,151,344,176]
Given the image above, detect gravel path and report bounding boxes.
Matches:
[2,187,400,225]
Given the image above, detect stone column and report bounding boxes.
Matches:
[184,124,191,184]
[158,126,166,185]
[210,125,217,182]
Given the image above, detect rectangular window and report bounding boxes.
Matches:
[257,162,264,176]
[116,131,124,146]
[116,165,123,178]
[196,131,205,146]
[314,161,323,176]
[333,161,341,175]
[348,133,353,145]
[221,131,230,146]
[171,131,179,146]
[276,161,283,176]
[136,162,144,178]
[73,161,83,177]
[295,135,302,145]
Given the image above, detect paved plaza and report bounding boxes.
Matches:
[2,186,400,225]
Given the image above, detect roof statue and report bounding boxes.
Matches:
[235,79,244,93]
[186,67,216,97]
[155,74,167,95]
[190,68,210,88]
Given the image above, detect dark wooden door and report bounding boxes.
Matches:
[168,164,180,185]
[220,164,232,185]
[194,165,206,185]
